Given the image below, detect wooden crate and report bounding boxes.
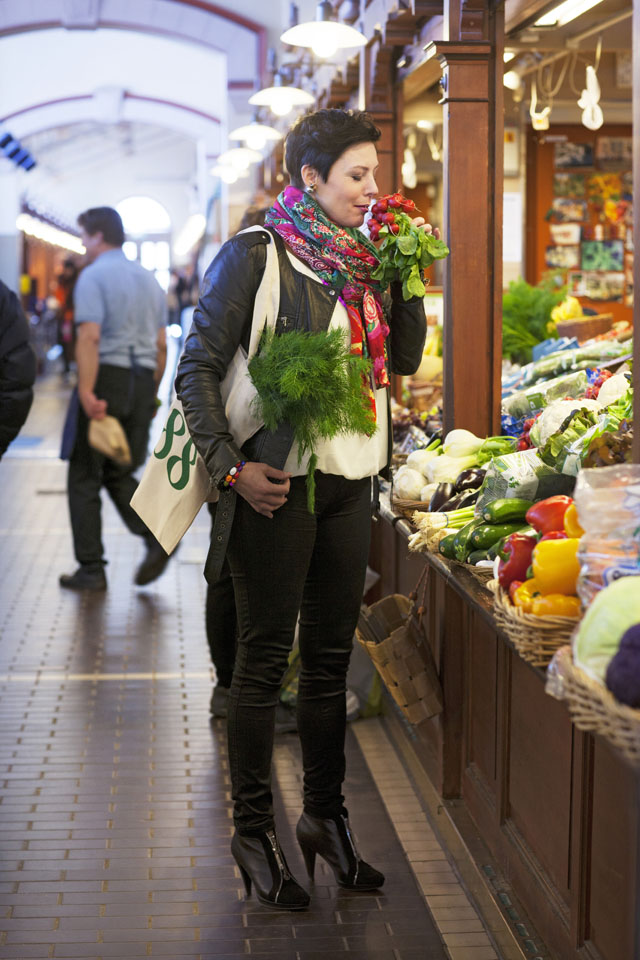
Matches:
[555,313,614,343]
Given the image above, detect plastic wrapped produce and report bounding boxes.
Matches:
[574,464,640,608]
[474,448,575,516]
[502,370,590,419]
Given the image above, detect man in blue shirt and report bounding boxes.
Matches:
[60,206,171,591]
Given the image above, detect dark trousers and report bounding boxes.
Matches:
[206,502,237,688]
[68,364,156,566]
[226,472,371,834]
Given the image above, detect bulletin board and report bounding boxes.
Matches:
[525,124,633,325]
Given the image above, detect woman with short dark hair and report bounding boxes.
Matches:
[177,108,434,910]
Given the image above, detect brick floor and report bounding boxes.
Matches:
[0,377,498,959]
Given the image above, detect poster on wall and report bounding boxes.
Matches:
[581,239,624,272]
[567,271,587,296]
[596,137,632,171]
[550,223,582,245]
[545,245,580,269]
[551,198,588,222]
[584,273,624,302]
[554,142,594,168]
[553,172,586,197]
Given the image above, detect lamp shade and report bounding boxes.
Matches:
[217,147,263,170]
[281,1,367,59]
[229,121,282,152]
[249,84,314,117]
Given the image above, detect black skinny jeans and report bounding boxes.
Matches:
[205,502,237,688]
[68,364,156,566]
[226,472,372,835]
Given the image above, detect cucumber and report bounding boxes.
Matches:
[487,537,507,560]
[469,521,527,551]
[482,498,534,524]
[438,533,458,559]
[467,549,489,565]
[453,517,484,562]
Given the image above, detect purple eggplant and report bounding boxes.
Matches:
[455,468,486,493]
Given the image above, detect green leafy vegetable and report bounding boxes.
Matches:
[502,274,566,365]
[371,211,450,299]
[248,327,376,511]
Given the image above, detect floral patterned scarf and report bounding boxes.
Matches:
[264,186,390,415]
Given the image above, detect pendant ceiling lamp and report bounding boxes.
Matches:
[280,1,367,60]
[217,147,263,170]
[229,119,282,152]
[249,72,314,117]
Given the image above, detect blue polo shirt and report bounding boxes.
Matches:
[74,249,167,371]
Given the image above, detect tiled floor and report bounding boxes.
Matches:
[0,376,502,960]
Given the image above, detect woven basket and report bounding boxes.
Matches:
[488,579,580,668]
[356,571,443,725]
[555,313,613,343]
[392,498,431,522]
[554,646,640,767]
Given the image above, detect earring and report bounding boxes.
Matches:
[307,182,316,193]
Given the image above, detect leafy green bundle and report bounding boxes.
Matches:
[371,211,450,300]
[502,274,566,365]
[248,327,376,511]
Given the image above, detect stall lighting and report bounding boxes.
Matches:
[503,70,522,90]
[535,0,604,27]
[173,214,206,257]
[503,50,516,63]
[249,74,315,117]
[16,213,84,254]
[229,121,282,152]
[210,165,239,184]
[416,119,435,132]
[217,147,263,170]
[280,1,367,60]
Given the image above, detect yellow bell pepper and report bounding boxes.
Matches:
[563,502,584,538]
[531,537,581,596]
[530,594,581,618]
[512,578,540,613]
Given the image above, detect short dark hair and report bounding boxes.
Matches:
[77,207,125,247]
[284,109,381,189]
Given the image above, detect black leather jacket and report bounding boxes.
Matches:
[175,228,426,486]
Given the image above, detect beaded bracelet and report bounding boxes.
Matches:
[222,460,246,489]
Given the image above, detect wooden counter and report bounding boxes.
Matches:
[369,502,640,960]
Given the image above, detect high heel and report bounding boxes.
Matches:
[296,810,385,891]
[231,829,310,910]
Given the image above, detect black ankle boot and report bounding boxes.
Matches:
[296,810,385,890]
[231,829,310,910]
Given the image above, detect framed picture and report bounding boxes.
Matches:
[551,198,588,223]
[581,239,624,272]
[545,245,580,269]
[584,272,624,302]
[553,172,586,198]
[550,223,582,245]
[596,137,632,171]
[567,271,586,296]
[554,142,594,168]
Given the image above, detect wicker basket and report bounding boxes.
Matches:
[555,313,613,343]
[392,497,431,522]
[356,572,443,725]
[554,646,640,767]
[488,579,580,668]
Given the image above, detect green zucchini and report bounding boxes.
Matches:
[453,517,484,562]
[438,533,458,560]
[469,521,527,552]
[467,549,490,565]
[482,498,534,524]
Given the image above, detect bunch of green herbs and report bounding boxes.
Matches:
[502,273,566,365]
[248,327,376,511]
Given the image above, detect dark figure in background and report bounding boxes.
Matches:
[177,108,433,910]
[59,206,173,591]
[0,279,37,459]
[53,258,79,375]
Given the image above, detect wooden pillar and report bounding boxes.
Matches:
[424,35,503,437]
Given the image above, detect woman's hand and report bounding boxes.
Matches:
[234,462,292,518]
[410,216,441,241]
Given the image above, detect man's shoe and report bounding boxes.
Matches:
[210,685,230,718]
[135,539,172,586]
[59,565,107,591]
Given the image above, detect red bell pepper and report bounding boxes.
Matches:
[497,533,537,590]
[538,530,568,542]
[525,496,573,535]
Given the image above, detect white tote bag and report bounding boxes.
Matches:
[130,227,280,554]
